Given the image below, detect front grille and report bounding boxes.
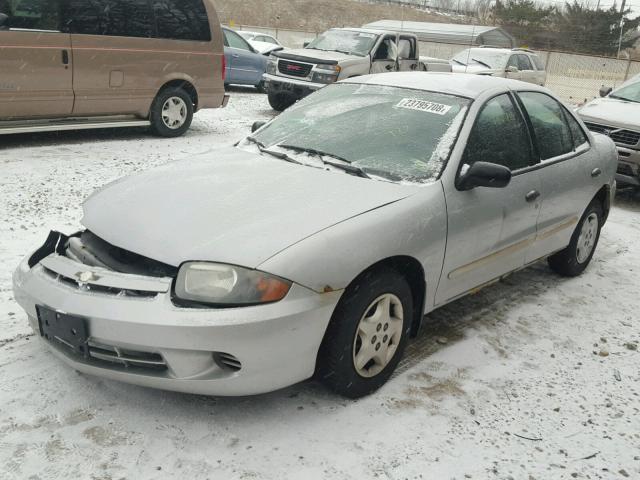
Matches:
[278,59,313,78]
[617,163,635,176]
[88,341,168,372]
[41,266,158,299]
[584,122,640,147]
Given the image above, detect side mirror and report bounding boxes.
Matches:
[0,13,9,28]
[457,161,512,191]
[599,86,613,97]
[303,41,310,48]
[506,65,519,73]
[251,121,266,133]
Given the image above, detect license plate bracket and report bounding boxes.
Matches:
[37,306,89,357]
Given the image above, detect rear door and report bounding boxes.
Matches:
[224,29,263,86]
[515,91,599,262]
[0,0,73,119]
[516,54,538,85]
[436,93,542,304]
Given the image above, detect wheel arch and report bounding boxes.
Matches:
[591,184,611,224]
[156,78,199,111]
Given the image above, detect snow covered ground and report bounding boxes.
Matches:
[1,89,639,480]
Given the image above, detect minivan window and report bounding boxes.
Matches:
[153,0,211,41]
[0,0,60,31]
[63,0,154,38]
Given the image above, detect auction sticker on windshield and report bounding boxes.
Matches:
[396,99,452,115]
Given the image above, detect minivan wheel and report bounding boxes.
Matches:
[548,201,603,277]
[150,88,194,137]
[317,268,413,399]
[268,90,296,111]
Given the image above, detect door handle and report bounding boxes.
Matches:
[61,49,69,65]
[591,168,602,178]
[525,190,541,203]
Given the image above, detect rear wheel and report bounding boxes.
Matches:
[548,201,603,277]
[149,88,194,138]
[268,90,296,111]
[317,269,413,398]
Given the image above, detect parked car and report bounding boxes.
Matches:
[577,74,640,187]
[238,30,284,55]
[13,74,616,399]
[223,27,268,91]
[263,27,426,111]
[0,0,227,137]
[450,47,547,86]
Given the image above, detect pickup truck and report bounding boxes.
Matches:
[263,27,444,111]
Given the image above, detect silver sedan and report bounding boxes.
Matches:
[13,73,617,398]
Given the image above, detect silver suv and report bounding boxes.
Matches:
[451,47,547,86]
[577,74,640,187]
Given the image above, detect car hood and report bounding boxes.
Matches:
[250,40,282,55]
[577,97,640,130]
[81,147,414,269]
[275,48,363,64]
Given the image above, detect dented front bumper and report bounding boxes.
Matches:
[12,238,341,396]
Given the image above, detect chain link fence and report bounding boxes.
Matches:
[232,24,640,104]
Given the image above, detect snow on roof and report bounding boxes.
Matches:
[362,20,516,48]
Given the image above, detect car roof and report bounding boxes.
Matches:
[331,27,392,36]
[240,31,274,37]
[343,72,549,99]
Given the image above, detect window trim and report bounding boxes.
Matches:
[454,91,538,187]
[513,90,592,173]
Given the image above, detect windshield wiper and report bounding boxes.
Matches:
[609,94,640,103]
[452,59,466,66]
[471,58,492,68]
[245,137,303,165]
[278,144,370,179]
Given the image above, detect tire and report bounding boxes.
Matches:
[149,88,194,138]
[268,90,296,111]
[548,201,603,277]
[317,268,413,399]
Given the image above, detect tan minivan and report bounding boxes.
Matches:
[0,0,227,137]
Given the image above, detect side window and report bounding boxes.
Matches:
[564,109,589,149]
[398,38,415,59]
[531,55,545,71]
[374,37,397,61]
[1,0,61,31]
[153,0,211,41]
[506,55,519,69]
[463,94,532,171]
[517,54,533,71]
[518,92,574,160]
[226,29,252,51]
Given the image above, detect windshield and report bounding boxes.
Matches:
[249,83,470,184]
[452,49,508,69]
[610,79,640,103]
[306,30,379,56]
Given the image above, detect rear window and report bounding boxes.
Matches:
[153,0,211,41]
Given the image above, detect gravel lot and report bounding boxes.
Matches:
[1,89,639,480]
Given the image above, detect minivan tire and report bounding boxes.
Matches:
[548,201,603,277]
[317,268,413,399]
[268,90,296,111]
[149,88,194,138]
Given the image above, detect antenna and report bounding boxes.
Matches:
[464,22,476,73]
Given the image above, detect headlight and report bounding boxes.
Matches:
[266,56,278,75]
[311,65,341,84]
[174,262,291,306]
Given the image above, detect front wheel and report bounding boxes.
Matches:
[317,268,413,398]
[548,201,603,277]
[268,90,296,111]
[149,88,194,138]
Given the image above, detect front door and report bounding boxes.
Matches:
[0,0,73,119]
[224,29,262,86]
[370,36,397,74]
[435,93,542,305]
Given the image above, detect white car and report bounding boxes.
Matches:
[451,47,547,86]
[238,30,284,55]
[13,74,616,399]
